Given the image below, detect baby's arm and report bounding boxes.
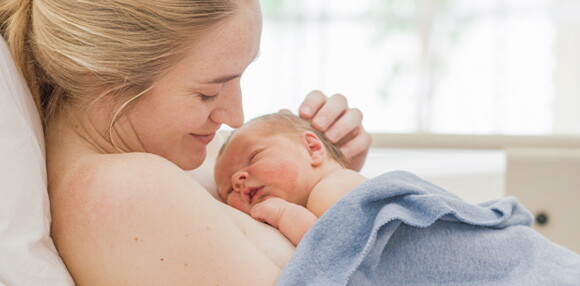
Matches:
[250,198,317,246]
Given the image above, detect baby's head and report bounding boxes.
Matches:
[214,113,346,214]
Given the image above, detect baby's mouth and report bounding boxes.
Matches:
[245,186,264,205]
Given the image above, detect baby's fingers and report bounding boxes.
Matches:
[249,198,288,228]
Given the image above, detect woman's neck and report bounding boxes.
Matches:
[46,104,144,157]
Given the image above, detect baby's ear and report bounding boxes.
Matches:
[301,131,326,167]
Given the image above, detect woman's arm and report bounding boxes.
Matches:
[250,198,318,246]
[50,153,284,285]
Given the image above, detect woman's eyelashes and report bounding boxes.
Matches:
[198,93,218,101]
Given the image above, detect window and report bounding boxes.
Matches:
[240,0,580,135]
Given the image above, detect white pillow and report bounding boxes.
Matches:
[0,37,74,285]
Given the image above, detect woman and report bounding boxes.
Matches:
[0,0,371,284]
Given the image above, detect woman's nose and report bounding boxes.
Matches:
[212,81,244,128]
[231,171,248,192]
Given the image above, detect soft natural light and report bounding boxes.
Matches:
[237,0,580,135]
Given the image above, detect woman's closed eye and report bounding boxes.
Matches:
[198,93,218,101]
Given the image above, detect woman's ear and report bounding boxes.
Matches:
[301,131,326,167]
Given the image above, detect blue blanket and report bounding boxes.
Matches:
[277,171,580,285]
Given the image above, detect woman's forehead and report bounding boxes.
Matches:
[166,0,262,85]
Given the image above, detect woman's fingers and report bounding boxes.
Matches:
[298,90,372,171]
[325,107,363,143]
[298,90,327,120]
[337,127,372,171]
[309,93,348,131]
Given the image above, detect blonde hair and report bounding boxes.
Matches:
[0,0,235,127]
[220,113,348,167]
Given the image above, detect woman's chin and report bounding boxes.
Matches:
[156,141,208,170]
[172,150,206,171]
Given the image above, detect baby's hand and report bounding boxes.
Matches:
[249,198,290,229]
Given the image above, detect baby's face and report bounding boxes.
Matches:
[214,122,317,214]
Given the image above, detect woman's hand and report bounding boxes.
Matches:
[298,90,371,171]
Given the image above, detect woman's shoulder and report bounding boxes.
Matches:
[57,152,213,219]
[51,151,215,250]
[51,152,281,285]
[66,152,198,195]
[77,151,186,180]
[52,151,216,235]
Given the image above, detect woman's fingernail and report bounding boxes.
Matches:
[300,106,312,116]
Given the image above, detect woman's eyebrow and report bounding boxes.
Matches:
[202,74,241,84]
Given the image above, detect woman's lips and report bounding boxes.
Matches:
[190,133,215,144]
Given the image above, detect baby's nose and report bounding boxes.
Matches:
[231,171,248,191]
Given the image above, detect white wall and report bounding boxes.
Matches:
[360,148,505,203]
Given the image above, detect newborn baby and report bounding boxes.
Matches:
[214,113,367,245]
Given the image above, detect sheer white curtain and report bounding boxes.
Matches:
[239,0,580,135]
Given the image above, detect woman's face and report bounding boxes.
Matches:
[120,0,262,170]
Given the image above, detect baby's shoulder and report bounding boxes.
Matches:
[307,169,367,216]
[314,169,367,192]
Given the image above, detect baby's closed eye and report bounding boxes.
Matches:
[249,151,260,162]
